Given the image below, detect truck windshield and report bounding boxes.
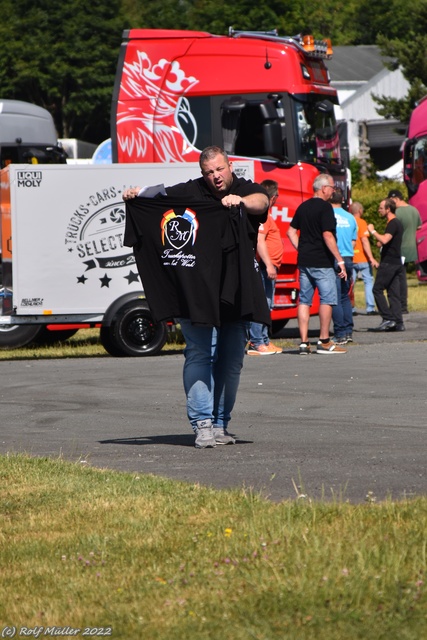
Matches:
[292,96,341,166]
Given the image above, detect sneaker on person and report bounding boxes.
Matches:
[266,341,283,354]
[316,340,347,354]
[373,320,396,332]
[299,342,312,355]
[213,427,236,445]
[388,323,406,331]
[247,343,276,355]
[195,419,216,448]
[333,336,348,345]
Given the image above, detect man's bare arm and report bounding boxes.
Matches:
[367,224,393,246]
[361,236,379,268]
[287,226,299,250]
[257,233,277,279]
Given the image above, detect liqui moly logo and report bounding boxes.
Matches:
[17,171,42,187]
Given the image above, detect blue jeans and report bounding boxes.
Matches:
[332,257,354,338]
[249,266,275,346]
[179,319,249,431]
[353,262,375,312]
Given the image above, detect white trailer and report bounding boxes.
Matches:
[0,163,200,355]
[0,161,254,355]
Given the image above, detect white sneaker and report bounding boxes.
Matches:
[195,419,216,448]
[213,427,236,445]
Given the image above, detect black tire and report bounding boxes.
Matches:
[100,300,168,357]
[0,324,43,349]
[271,319,289,335]
[99,326,125,357]
[31,327,79,345]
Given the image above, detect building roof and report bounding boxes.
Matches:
[326,45,389,83]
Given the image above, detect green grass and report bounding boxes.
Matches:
[0,327,185,360]
[354,273,425,312]
[0,454,426,639]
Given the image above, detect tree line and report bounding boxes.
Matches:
[0,0,425,144]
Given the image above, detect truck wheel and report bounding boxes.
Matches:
[100,300,167,357]
[0,324,43,349]
[32,327,79,345]
[99,327,125,357]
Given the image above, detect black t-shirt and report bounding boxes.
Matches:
[381,217,403,265]
[167,175,268,321]
[166,174,268,243]
[124,175,270,326]
[290,197,337,268]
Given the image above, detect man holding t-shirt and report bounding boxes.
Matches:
[123,146,269,448]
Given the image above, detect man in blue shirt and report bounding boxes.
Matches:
[330,188,357,344]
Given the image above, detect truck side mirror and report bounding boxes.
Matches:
[260,99,287,160]
[315,99,334,113]
[221,97,246,154]
[263,122,284,159]
[403,138,415,165]
[403,137,418,197]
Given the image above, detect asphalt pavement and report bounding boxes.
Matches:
[0,310,426,503]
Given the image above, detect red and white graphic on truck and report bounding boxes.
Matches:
[117,51,199,162]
